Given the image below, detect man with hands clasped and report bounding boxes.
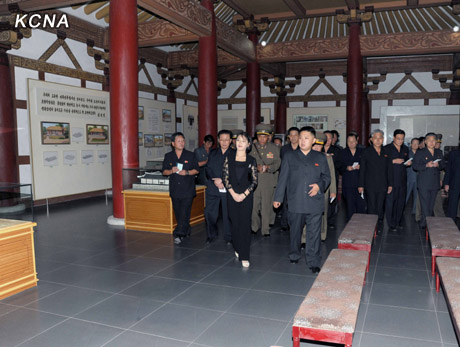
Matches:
[273,126,331,274]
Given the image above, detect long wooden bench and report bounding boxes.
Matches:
[426,216,460,276]
[338,213,378,272]
[435,257,460,342]
[292,249,368,347]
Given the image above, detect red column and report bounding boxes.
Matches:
[246,32,260,137]
[198,0,217,141]
[361,89,370,145]
[0,46,18,184]
[275,94,287,135]
[346,22,363,136]
[109,0,139,218]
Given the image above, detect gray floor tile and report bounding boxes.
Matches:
[252,272,315,296]
[121,276,194,302]
[131,303,221,342]
[201,267,266,289]
[360,332,443,347]
[224,253,281,271]
[373,267,431,288]
[35,258,67,275]
[196,312,286,347]
[270,258,317,276]
[183,250,233,266]
[18,318,123,347]
[249,244,291,257]
[228,290,304,321]
[172,283,246,311]
[380,243,426,257]
[434,289,449,313]
[143,245,198,260]
[104,331,189,347]
[36,247,100,264]
[115,257,174,275]
[115,241,163,256]
[25,286,111,316]
[363,305,441,341]
[437,312,458,345]
[156,262,219,281]
[0,303,17,317]
[38,264,106,285]
[377,253,428,270]
[73,268,148,293]
[73,252,136,269]
[75,294,162,329]
[0,307,66,347]
[356,303,368,332]
[0,282,67,307]
[369,283,436,310]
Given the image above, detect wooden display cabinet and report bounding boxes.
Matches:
[123,186,205,233]
[0,219,38,300]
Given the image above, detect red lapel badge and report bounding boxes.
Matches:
[315,163,319,166]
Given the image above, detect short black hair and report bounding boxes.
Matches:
[393,129,405,137]
[419,136,425,142]
[287,127,300,135]
[300,126,316,137]
[217,130,232,139]
[171,132,185,142]
[410,138,420,144]
[204,134,215,144]
[346,132,358,141]
[236,132,253,153]
[324,130,333,136]
[331,130,339,137]
[425,132,437,140]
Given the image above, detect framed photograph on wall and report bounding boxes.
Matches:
[43,151,58,166]
[63,150,77,166]
[138,106,144,120]
[138,132,143,146]
[154,134,163,147]
[144,134,154,147]
[41,121,70,145]
[164,133,172,146]
[87,124,109,145]
[162,109,171,122]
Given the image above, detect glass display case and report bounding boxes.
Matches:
[122,164,170,192]
[0,183,34,221]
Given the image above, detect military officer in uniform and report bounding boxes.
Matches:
[250,123,281,237]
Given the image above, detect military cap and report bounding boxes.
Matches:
[436,134,443,143]
[255,123,272,135]
[315,132,327,145]
[231,129,243,139]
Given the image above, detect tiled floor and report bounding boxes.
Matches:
[1,196,459,346]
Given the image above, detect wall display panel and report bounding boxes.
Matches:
[287,107,346,145]
[138,98,176,166]
[28,79,111,200]
[182,105,198,150]
[217,109,271,135]
[380,106,460,149]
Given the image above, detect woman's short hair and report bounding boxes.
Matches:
[237,132,253,153]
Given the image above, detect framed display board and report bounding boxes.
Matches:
[218,109,271,135]
[28,79,111,200]
[138,98,176,166]
[182,105,198,150]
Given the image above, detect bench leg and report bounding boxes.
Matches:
[293,336,300,347]
[436,272,440,293]
[432,256,436,276]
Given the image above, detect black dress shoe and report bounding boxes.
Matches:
[226,241,232,246]
[263,234,270,237]
[310,266,321,274]
[290,259,299,264]
[300,243,306,249]
[389,227,397,232]
[205,238,212,244]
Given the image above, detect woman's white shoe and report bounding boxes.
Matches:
[235,251,239,258]
[242,260,250,268]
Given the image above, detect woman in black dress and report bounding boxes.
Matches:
[223,132,258,268]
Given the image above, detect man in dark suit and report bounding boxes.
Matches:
[162,132,199,244]
[273,126,331,274]
[413,133,445,229]
[204,130,234,244]
[385,129,410,231]
[444,147,460,221]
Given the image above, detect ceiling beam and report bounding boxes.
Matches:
[169,30,460,67]
[283,0,306,18]
[138,0,212,37]
[233,0,450,22]
[139,47,168,67]
[345,0,360,10]
[138,20,198,47]
[222,0,251,18]
[260,63,286,77]
[215,17,255,62]
[0,0,87,15]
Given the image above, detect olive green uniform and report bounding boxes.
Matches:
[250,141,281,235]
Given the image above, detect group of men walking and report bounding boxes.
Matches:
[162,123,460,273]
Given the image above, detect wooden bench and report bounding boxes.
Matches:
[435,257,460,342]
[338,213,378,272]
[292,249,368,347]
[426,216,460,276]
